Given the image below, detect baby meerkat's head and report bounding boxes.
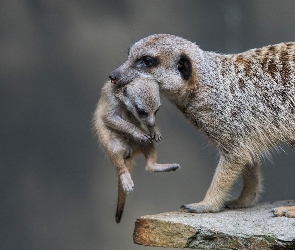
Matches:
[116,78,161,127]
[109,34,199,92]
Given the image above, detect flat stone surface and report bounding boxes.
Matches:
[133,200,295,249]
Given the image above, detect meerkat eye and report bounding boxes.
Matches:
[136,56,158,68]
[123,87,128,96]
[136,107,148,116]
[142,56,156,67]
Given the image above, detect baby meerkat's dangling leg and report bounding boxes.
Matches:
[114,150,134,193]
[108,144,134,193]
[116,156,133,223]
[143,143,180,172]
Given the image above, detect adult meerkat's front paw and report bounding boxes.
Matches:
[180,201,223,213]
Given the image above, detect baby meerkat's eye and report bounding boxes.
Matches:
[123,87,128,96]
[136,107,148,116]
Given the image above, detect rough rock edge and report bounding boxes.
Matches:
[133,200,295,249]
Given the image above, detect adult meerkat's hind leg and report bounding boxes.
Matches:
[285,206,295,218]
[143,144,180,172]
[273,206,295,218]
[181,156,244,213]
[226,160,262,208]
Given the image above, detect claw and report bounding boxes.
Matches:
[157,135,162,142]
[143,134,152,143]
[180,202,222,213]
[153,133,162,143]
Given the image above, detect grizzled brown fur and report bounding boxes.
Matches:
[109,34,295,216]
[93,78,179,223]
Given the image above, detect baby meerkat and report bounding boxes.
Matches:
[93,78,180,223]
[109,34,295,217]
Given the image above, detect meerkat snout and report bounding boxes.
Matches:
[109,71,118,84]
[146,116,155,127]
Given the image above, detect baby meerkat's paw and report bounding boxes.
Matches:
[162,163,180,172]
[169,163,180,171]
[180,201,223,213]
[148,126,162,143]
[152,132,162,143]
[120,172,134,193]
[160,163,180,172]
[146,163,180,172]
[133,131,152,143]
[140,134,152,143]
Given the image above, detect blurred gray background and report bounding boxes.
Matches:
[1,0,295,249]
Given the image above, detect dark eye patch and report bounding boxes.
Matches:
[135,56,158,69]
[136,106,148,116]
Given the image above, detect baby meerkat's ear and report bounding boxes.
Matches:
[177,54,192,80]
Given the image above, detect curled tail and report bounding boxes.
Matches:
[115,177,127,223]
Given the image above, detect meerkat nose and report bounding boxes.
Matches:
[109,71,118,84]
[147,119,155,127]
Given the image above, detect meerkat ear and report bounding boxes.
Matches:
[177,54,192,80]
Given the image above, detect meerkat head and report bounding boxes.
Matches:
[115,78,161,127]
[109,34,200,96]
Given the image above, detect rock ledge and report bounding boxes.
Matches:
[133,200,295,249]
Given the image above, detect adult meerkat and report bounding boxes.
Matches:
[94,78,180,223]
[109,34,295,217]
